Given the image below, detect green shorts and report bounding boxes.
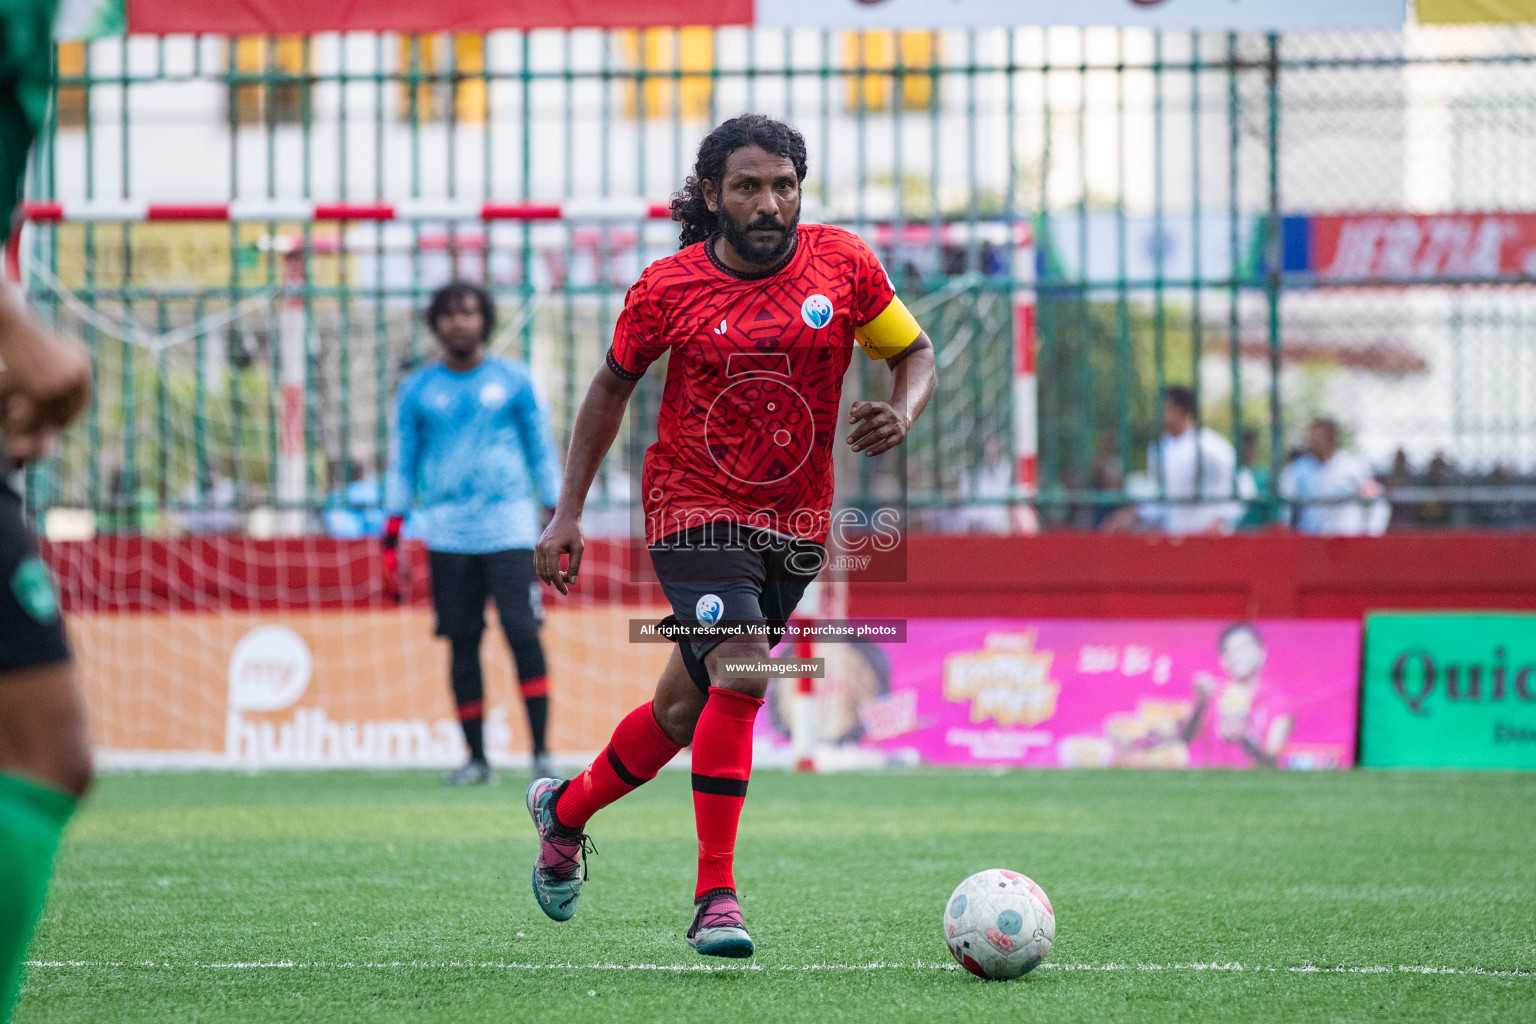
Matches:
[0,0,57,245]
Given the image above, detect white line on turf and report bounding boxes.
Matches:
[23,961,1535,977]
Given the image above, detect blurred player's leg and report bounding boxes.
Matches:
[0,479,93,1020]
[486,549,551,777]
[430,551,492,785]
[0,8,93,997]
[526,648,692,922]
[445,636,491,783]
[0,266,93,1020]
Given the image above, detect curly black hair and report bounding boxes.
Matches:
[425,280,496,341]
[670,114,809,249]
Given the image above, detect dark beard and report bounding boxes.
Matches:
[718,210,800,268]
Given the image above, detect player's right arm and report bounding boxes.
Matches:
[0,277,91,463]
[535,365,638,595]
[535,276,667,595]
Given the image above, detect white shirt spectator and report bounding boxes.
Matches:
[954,456,1012,534]
[1279,450,1388,535]
[1137,427,1251,535]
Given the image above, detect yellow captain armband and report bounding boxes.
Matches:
[853,295,923,360]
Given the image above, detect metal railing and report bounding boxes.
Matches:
[17,24,1536,533]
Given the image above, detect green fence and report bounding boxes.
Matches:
[18,25,1536,533]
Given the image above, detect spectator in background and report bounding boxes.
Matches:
[954,436,1013,534]
[1384,448,1414,530]
[1236,427,1279,529]
[1476,463,1530,529]
[1278,417,1388,536]
[1088,450,1126,531]
[179,463,241,536]
[1414,452,1464,529]
[323,457,385,540]
[1105,386,1249,535]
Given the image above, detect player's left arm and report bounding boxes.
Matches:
[847,332,935,458]
[510,368,563,511]
[846,242,937,457]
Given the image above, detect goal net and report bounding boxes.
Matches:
[19,217,674,769]
[17,209,1004,770]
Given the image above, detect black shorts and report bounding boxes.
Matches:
[649,524,825,694]
[0,477,69,673]
[428,548,544,640]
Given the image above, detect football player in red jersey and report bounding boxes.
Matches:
[526,114,936,957]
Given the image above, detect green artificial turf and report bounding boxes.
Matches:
[16,768,1536,1023]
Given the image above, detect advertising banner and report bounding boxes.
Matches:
[75,607,672,767]
[758,618,1360,769]
[1361,613,1536,769]
[1295,212,1536,283]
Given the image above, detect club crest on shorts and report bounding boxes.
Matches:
[695,593,725,626]
[800,294,834,329]
[10,556,59,625]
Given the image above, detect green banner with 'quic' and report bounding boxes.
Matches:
[1362,613,1536,769]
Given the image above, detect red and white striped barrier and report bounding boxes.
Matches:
[9,200,1033,270]
[19,198,676,224]
[18,200,1032,248]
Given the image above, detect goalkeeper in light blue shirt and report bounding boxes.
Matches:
[383,281,563,785]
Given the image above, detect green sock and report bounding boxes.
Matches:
[0,773,76,1022]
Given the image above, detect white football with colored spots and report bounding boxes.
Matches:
[942,869,1055,981]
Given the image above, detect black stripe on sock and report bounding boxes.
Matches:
[691,773,749,798]
[606,745,645,788]
[547,779,581,838]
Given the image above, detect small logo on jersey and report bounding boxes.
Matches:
[430,390,450,410]
[695,594,725,626]
[801,294,834,329]
[479,381,508,408]
[714,318,729,335]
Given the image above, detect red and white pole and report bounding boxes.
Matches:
[792,635,816,774]
[278,247,307,536]
[1011,219,1040,533]
[1007,214,1044,534]
[1012,296,1038,497]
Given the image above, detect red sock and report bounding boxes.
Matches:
[554,702,682,829]
[691,686,762,898]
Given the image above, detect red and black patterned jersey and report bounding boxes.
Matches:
[607,223,913,545]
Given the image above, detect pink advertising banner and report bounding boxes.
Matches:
[760,619,1360,770]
